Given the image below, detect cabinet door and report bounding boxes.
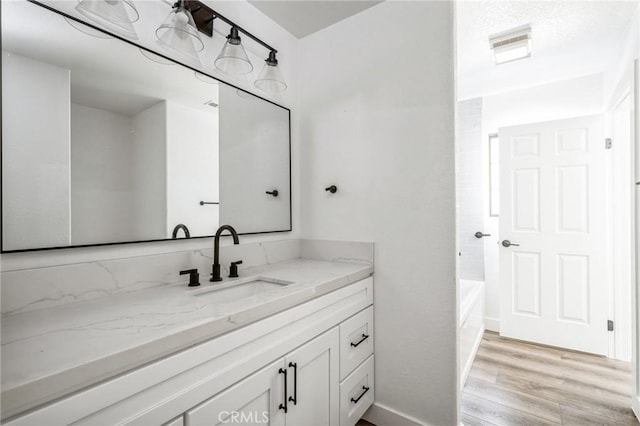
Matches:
[284,328,340,426]
[185,359,286,426]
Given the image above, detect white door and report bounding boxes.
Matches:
[185,358,286,426]
[284,328,340,426]
[499,115,608,354]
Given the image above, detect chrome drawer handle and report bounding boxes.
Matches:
[351,386,370,404]
[350,333,370,348]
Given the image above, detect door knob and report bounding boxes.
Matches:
[501,240,520,248]
[474,232,491,239]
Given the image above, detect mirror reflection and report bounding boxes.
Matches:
[1,1,291,252]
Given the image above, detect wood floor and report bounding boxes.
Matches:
[462,331,637,425]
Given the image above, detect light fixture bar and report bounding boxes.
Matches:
[183,0,277,53]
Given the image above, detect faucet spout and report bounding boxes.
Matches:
[211,224,240,282]
[171,224,190,239]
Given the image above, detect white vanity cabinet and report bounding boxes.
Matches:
[185,358,286,426]
[5,278,374,426]
[186,328,339,426]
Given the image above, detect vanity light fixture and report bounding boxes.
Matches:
[158,0,287,93]
[214,26,253,75]
[489,25,531,65]
[254,51,287,92]
[156,0,204,57]
[75,0,139,39]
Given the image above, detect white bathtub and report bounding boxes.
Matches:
[459,279,485,389]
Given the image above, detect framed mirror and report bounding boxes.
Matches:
[1,0,291,252]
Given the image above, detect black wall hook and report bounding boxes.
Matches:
[325,185,337,194]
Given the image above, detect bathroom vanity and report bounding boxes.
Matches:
[1,255,375,425]
[1,2,375,424]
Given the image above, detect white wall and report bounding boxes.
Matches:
[166,101,219,237]
[603,4,640,107]
[298,2,457,424]
[131,102,167,241]
[457,98,484,282]
[70,103,135,244]
[2,52,71,250]
[479,74,604,331]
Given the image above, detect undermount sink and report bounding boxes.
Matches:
[191,277,294,305]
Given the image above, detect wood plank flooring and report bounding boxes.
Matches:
[462,331,638,425]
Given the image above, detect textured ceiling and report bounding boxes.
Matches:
[457,1,639,99]
[248,1,382,38]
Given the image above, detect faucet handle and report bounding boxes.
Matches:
[180,269,200,287]
[229,260,243,278]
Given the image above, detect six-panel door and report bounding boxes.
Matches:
[499,115,608,355]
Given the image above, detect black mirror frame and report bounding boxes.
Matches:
[0,0,292,254]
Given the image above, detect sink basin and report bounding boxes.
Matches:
[192,277,293,305]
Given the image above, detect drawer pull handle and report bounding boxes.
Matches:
[351,386,370,404]
[288,362,297,405]
[350,333,370,348]
[278,368,288,413]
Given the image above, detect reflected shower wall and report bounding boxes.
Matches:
[456,98,485,281]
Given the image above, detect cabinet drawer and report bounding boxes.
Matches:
[339,355,374,426]
[340,306,373,379]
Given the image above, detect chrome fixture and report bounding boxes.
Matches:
[211,224,240,282]
[501,240,520,248]
[75,0,139,39]
[172,224,191,239]
[474,231,490,239]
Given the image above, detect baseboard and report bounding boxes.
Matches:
[362,402,425,426]
[484,316,499,332]
[632,396,640,422]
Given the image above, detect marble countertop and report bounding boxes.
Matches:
[1,259,373,417]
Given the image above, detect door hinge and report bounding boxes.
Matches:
[605,138,612,149]
[607,320,614,331]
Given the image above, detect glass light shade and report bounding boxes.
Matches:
[215,40,253,75]
[156,5,204,56]
[75,0,138,39]
[64,17,113,39]
[139,48,175,65]
[254,62,287,93]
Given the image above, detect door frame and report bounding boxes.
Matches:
[607,84,635,361]
[631,58,639,421]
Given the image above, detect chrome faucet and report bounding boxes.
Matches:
[210,224,239,282]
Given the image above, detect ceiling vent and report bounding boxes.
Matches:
[489,25,531,65]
